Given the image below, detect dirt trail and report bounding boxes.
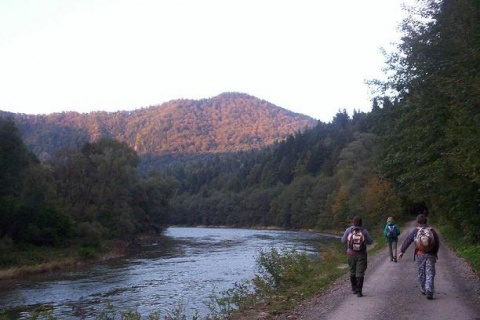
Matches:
[3,222,477,319]
[276,221,480,320]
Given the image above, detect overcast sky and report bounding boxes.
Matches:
[0,0,413,122]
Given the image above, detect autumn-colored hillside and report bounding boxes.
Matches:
[1,92,317,166]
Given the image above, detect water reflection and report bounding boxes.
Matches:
[0,227,338,319]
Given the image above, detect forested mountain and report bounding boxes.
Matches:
[169,110,393,230]
[0,92,317,171]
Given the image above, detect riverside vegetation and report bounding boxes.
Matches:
[1,0,479,318]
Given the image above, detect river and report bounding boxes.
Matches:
[0,227,339,319]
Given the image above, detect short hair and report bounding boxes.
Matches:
[417,214,427,224]
[353,216,363,227]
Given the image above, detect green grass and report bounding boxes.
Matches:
[437,224,480,274]
[0,242,107,280]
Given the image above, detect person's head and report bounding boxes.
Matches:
[353,216,363,227]
[417,214,427,225]
[387,216,394,223]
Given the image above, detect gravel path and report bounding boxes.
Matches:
[238,221,480,320]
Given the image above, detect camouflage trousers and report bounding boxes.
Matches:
[416,253,436,293]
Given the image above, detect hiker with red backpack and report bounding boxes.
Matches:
[341,216,374,297]
[383,216,400,262]
[398,214,440,300]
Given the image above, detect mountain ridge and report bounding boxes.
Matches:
[0,92,318,169]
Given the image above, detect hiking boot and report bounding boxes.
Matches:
[356,276,364,297]
[426,291,433,300]
[350,276,357,294]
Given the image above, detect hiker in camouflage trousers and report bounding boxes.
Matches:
[398,214,440,300]
[341,216,374,297]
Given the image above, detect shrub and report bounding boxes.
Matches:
[253,247,315,294]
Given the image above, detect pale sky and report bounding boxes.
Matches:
[0,0,413,123]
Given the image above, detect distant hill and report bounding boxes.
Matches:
[0,92,317,170]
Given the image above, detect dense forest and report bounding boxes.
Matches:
[0,92,317,172]
[0,0,478,258]
[165,0,480,242]
[168,111,392,229]
[0,120,177,252]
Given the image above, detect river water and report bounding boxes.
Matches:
[0,227,339,319]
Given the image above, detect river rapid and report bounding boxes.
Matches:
[0,227,339,319]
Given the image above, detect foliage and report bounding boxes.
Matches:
[13,206,74,246]
[206,282,257,318]
[247,245,346,315]
[45,138,176,243]
[3,93,316,170]
[206,246,348,318]
[438,224,480,274]
[253,247,315,293]
[369,0,480,243]
[457,245,480,275]
[169,111,395,232]
[0,126,177,251]
[0,118,36,240]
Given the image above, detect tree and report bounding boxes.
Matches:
[131,171,178,234]
[0,118,32,197]
[0,118,36,240]
[371,0,480,242]
[49,139,142,240]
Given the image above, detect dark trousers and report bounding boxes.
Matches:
[348,252,368,277]
[348,252,367,296]
[388,239,398,261]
